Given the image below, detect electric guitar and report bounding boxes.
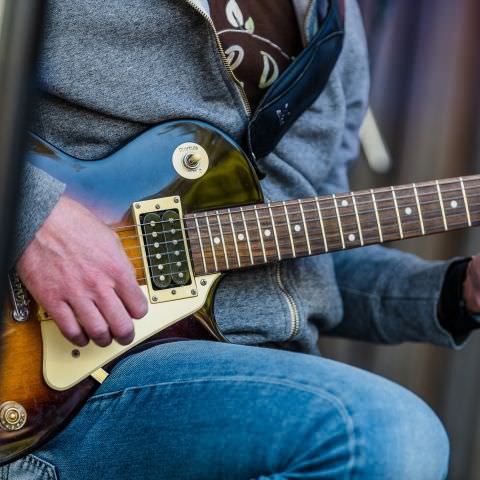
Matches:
[1,119,479,465]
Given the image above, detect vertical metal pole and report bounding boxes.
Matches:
[0,1,44,318]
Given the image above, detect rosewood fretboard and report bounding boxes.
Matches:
[185,175,480,275]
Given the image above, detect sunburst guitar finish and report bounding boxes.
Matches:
[0,120,263,465]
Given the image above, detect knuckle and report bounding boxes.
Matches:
[114,326,135,345]
[110,315,133,335]
[89,324,110,340]
[83,273,101,291]
[117,267,135,286]
[83,318,111,346]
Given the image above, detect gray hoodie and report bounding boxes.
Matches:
[16,0,459,353]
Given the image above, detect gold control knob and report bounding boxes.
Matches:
[183,153,202,170]
[0,401,27,432]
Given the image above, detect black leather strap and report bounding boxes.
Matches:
[246,0,345,176]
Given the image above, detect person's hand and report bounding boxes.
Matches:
[463,256,480,314]
[17,196,148,347]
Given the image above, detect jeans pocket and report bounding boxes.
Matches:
[0,455,58,480]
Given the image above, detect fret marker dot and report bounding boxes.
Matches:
[294,224,301,233]
[175,250,180,256]
[264,229,271,238]
[158,265,164,271]
[341,200,349,207]
[160,275,165,282]
[172,239,178,245]
[348,233,356,242]
[405,207,412,216]
[152,231,158,238]
[156,254,162,260]
[176,262,182,267]
[214,237,221,245]
[154,242,160,248]
[170,229,176,235]
[150,221,156,227]
[178,272,184,278]
[238,233,245,241]
[451,200,458,209]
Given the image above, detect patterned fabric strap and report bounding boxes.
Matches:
[210,0,327,110]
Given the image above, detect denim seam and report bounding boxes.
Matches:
[0,464,8,480]
[89,376,358,474]
[200,6,248,125]
[21,455,58,480]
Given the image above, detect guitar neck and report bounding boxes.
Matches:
[185,175,480,275]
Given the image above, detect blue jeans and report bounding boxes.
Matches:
[2,341,449,479]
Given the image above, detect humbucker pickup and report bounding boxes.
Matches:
[132,197,197,304]
[142,210,190,289]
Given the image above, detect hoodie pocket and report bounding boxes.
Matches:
[213,263,294,345]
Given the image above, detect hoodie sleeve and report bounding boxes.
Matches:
[12,161,65,266]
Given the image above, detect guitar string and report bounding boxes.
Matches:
[119,191,480,251]
[124,194,480,257]
[113,182,480,235]
[112,177,480,230]
[134,215,477,283]
[129,209,479,279]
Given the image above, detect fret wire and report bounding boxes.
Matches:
[115,178,480,233]
[268,205,282,260]
[216,211,229,270]
[370,189,384,243]
[315,197,329,252]
[193,215,207,274]
[240,207,254,265]
[283,201,296,258]
[299,200,312,255]
[228,208,242,268]
[122,182,480,241]
[460,177,472,227]
[136,213,478,279]
[123,188,480,249]
[205,213,218,271]
[332,194,346,249]
[390,186,404,239]
[132,207,480,271]
[144,197,471,263]
[351,192,364,246]
[254,205,268,263]
[436,180,448,231]
[412,183,425,235]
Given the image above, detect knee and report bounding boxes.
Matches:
[359,380,450,480]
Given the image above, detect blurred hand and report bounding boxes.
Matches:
[463,256,480,314]
[17,196,148,347]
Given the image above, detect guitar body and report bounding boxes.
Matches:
[0,120,263,465]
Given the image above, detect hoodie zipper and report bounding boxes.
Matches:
[276,263,300,340]
[303,0,317,44]
[186,0,302,340]
[184,0,252,117]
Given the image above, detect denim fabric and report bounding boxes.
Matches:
[2,342,449,479]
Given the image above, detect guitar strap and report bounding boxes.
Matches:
[246,0,345,177]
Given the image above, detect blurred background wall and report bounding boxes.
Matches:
[318,1,480,478]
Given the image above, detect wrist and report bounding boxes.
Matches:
[438,257,478,340]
